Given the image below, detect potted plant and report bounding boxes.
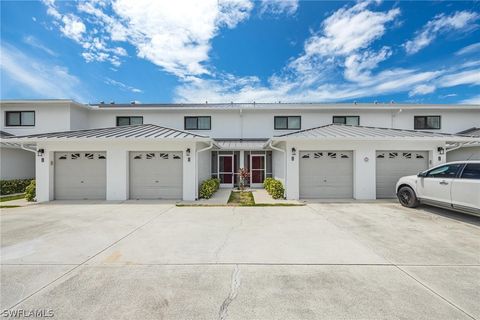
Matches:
[238,168,250,191]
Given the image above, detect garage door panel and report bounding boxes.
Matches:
[376,151,428,198]
[54,152,106,200]
[130,152,182,199]
[300,151,353,199]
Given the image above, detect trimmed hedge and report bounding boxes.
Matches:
[263,177,285,199]
[0,179,34,195]
[199,178,220,199]
[25,180,36,202]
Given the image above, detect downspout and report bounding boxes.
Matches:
[446,142,467,153]
[269,140,287,197]
[195,141,214,200]
[21,143,37,153]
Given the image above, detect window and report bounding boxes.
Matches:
[184,116,211,130]
[460,164,480,180]
[414,116,441,130]
[426,164,463,178]
[116,116,143,126]
[274,116,301,130]
[5,111,35,126]
[333,116,359,126]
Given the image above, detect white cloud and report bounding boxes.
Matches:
[344,47,392,82]
[259,0,299,16]
[460,95,480,105]
[456,42,480,56]
[0,43,87,102]
[439,69,480,87]
[43,0,253,76]
[300,2,399,57]
[404,11,479,55]
[409,84,436,96]
[60,14,86,42]
[22,35,58,56]
[104,77,143,93]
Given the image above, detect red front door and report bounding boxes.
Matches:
[251,155,265,184]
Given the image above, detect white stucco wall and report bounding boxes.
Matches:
[84,107,480,138]
[447,146,480,161]
[283,140,445,200]
[0,102,71,135]
[35,140,198,202]
[0,147,35,179]
[69,104,90,130]
[196,145,212,198]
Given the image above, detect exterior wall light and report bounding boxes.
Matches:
[37,148,45,157]
[437,147,445,155]
[186,148,191,156]
[291,147,296,156]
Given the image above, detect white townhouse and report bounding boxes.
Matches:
[0,99,479,202]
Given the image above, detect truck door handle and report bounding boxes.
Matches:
[439,180,448,185]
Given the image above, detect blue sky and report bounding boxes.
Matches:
[1,0,479,104]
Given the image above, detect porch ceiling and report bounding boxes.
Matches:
[215,139,268,150]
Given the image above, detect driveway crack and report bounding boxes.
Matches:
[214,207,243,262]
[218,264,241,320]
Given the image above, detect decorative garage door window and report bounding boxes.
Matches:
[302,152,350,159]
[57,152,106,160]
[132,152,182,160]
[376,152,425,159]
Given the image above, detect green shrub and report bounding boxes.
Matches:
[263,177,274,193]
[263,178,284,199]
[269,180,285,199]
[199,178,220,199]
[25,180,36,202]
[0,179,34,195]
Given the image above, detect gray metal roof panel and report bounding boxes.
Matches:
[1,124,208,140]
[274,124,480,139]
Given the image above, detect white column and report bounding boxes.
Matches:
[240,150,245,169]
[183,143,196,201]
[106,147,128,200]
[285,142,299,200]
[354,146,376,199]
[36,148,54,202]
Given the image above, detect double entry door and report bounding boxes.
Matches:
[217,153,265,187]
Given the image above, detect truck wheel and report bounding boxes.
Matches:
[397,186,419,208]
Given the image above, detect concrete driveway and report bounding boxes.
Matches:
[1,201,479,319]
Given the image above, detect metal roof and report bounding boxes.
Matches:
[91,102,480,111]
[272,124,480,141]
[457,127,480,136]
[0,131,13,138]
[1,124,209,142]
[215,139,268,150]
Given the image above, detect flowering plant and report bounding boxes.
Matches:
[238,168,250,191]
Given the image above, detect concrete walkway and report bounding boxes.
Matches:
[179,188,231,205]
[251,188,302,205]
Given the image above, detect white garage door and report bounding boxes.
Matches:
[55,152,106,200]
[130,151,183,199]
[299,151,353,199]
[376,151,429,198]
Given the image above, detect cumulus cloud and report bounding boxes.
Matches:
[0,43,87,102]
[404,11,479,55]
[259,0,298,16]
[43,0,253,76]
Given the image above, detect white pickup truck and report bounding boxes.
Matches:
[396,161,480,216]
